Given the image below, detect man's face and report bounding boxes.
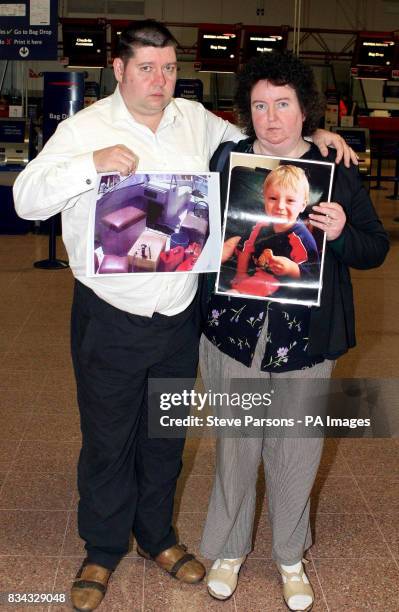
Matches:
[113,45,177,123]
[264,182,306,233]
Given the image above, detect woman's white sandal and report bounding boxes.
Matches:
[277,559,314,611]
[207,557,245,600]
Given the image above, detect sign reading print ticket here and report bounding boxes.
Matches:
[0,0,58,60]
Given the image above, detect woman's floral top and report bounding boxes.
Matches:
[204,292,324,372]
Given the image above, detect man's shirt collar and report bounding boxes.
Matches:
[111,85,182,130]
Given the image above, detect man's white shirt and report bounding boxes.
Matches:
[14,86,242,316]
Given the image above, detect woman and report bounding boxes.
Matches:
[199,51,389,611]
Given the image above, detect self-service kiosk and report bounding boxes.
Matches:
[0,118,32,233]
[0,118,32,168]
[332,126,371,175]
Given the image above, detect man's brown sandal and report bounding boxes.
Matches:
[71,559,112,612]
[137,543,205,583]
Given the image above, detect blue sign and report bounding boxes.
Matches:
[0,119,26,143]
[0,0,58,60]
[43,72,84,144]
[174,79,203,103]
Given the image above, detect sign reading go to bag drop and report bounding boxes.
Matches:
[0,0,58,60]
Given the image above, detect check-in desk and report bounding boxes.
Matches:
[0,168,32,234]
[358,116,399,196]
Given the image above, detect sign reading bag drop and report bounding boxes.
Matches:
[42,72,84,144]
[0,0,58,60]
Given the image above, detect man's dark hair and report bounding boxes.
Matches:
[234,51,325,138]
[117,19,178,63]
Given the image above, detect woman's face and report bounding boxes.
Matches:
[250,80,305,157]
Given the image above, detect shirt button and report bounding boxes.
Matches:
[86,178,92,185]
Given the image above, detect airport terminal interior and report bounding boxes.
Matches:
[0,176,398,612]
[1,0,399,610]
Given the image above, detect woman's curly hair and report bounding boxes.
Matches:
[234,51,325,138]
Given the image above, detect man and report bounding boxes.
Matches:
[14,20,355,612]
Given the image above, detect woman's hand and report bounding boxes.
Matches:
[309,202,347,241]
[222,236,241,263]
[312,129,358,168]
[268,256,300,278]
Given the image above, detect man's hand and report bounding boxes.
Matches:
[222,236,241,263]
[268,255,300,278]
[309,202,346,241]
[93,145,138,175]
[313,129,358,168]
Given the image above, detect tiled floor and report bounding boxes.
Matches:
[0,174,399,611]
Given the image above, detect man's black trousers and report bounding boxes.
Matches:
[71,281,200,570]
